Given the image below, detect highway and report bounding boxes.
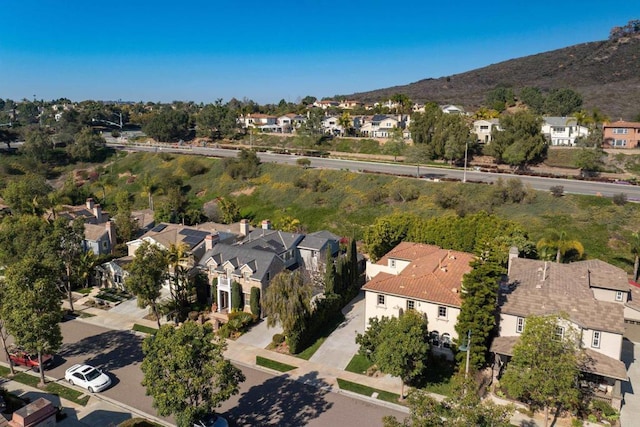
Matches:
[108,142,640,199]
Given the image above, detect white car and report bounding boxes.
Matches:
[64,364,112,393]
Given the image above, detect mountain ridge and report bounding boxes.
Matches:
[347,35,640,120]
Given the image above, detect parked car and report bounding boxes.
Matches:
[8,346,54,372]
[0,393,6,413]
[64,364,112,393]
[194,414,229,427]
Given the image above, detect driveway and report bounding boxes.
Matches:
[309,292,365,369]
[621,338,639,427]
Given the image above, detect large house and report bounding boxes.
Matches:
[603,120,640,148]
[541,116,589,146]
[198,220,341,325]
[363,242,475,343]
[491,249,629,410]
[359,115,403,138]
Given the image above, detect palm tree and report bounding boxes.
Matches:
[166,243,192,321]
[140,172,158,210]
[536,230,584,263]
[630,232,640,282]
[338,112,352,137]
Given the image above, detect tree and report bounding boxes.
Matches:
[142,109,190,142]
[500,314,581,427]
[0,287,16,376]
[383,389,444,427]
[519,87,545,114]
[2,175,53,216]
[196,99,238,140]
[444,372,514,427]
[231,281,243,311]
[21,128,53,163]
[324,249,336,294]
[357,310,429,398]
[543,89,583,117]
[263,271,312,336]
[126,241,168,328]
[363,213,413,261]
[166,242,193,322]
[573,147,605,176]
[52,217,86,312]
[113,190,138,245]
[486,111,547,168]
[141,322,245,427]
[250,287,261,317]
[338,112,353,136]
[2,256,64,386]
[66,127,106,162]
[455,259,503,370]
[485,87,514,112]
[383,128,405,161]
[536,230,584,263]
[217,197,240,224]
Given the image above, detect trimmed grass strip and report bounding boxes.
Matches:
[7,372,90,406]
[256,356,297,372]
[133,324,158,335]
[337,378,402,404]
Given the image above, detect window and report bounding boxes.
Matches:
[102,241,108,249]
[377,294,385,306]
[552,126,565,133]
[592,331,601,348]
[615,291,624,302]
[480,125,489,131]
[438,306,447,319]
[554,326,565,340]
[613,128,628,134]
[612,139,627,147]
[390,259,396,268]
[516,317,525,334]
[406,300,415,310]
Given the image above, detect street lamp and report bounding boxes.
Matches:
[463,141,469,183]
[458,330,471,376]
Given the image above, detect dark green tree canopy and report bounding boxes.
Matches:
[141,322,245,427]
[142,109,190,142]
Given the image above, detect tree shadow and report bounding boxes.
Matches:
[57,329,144,372]
[228,371,333,426]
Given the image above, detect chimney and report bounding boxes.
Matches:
[507,246,519,275]
[205,233,219,251]
[105,221,116,254]
[93,204,103,223]
[240,219,250,236]
[261,219,271,230]
[86,198,94,210]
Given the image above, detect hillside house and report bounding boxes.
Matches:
[473,119,501,144]
[363,242,475,347]
[359,115,402,138]
[603,121,640,148]
[491,249,629,410]
[541,116,589,146]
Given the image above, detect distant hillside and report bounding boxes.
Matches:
[349,34,640,120]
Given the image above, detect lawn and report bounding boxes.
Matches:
[345,354,373,375]
[256,356,297,372]
[7,372,90,406]
[336,378,402,404]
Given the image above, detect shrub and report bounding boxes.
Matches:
[550,185,564,197]
[182,160,208,177]
[570,418,583,427]
[188,311,200,321]
[613,192,627,205]
[591,399,618,419]
[231,281,243,311]
[250,287,261,317]
[272,333,285,345]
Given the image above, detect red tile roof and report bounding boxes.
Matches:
[363,242,475,307]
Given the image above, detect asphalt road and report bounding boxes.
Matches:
[1,319,407,426]
[109,142,640,199]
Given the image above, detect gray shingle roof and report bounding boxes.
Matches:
[543,116,578,127]
[199,243,284,282]
[238,229,304,255]
[503,258,625,334]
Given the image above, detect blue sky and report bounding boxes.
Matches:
[0,1,637,105]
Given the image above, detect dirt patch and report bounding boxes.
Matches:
[231,186,256,197]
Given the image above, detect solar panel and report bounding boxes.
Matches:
[151,224,167,232]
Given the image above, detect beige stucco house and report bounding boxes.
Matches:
[363,242,475,342]
[491,249,629,410]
